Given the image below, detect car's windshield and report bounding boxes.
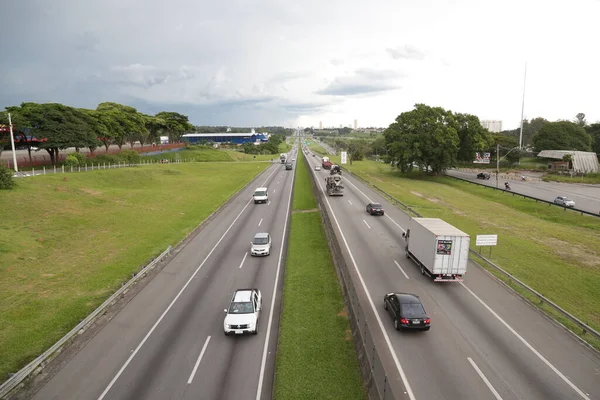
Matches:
[401,303,426,318]
[254,191,267,196]
[229,301,254,314]
[253,237,269,245]
[371,203,382,208]
[563,197,572,201]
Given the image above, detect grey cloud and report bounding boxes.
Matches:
[269,71,311,84]
[279,101,331,113]
[103,64,196,89]
[315,68,402,96]
[386,45,426,60]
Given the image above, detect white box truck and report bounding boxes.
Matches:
[401,218,470,282]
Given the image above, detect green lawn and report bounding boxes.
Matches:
[336,159,600,349]
[274,150,365,400]
[542,172,600,184]
[307,142,328,156]
[0,162,268,381]
[142,147,279,162]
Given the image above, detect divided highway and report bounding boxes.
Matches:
[304,147,600,400]
[29,146,299,400]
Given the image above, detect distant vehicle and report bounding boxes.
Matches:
[322,161,332,170]
[383,293,430,331]
[366,202,384,216]
[477,172,490,180]
[280,153,286,163]
[402,218,469,282]
[285,163,293,170]
[312,154,315,157]
[224,289,262,335]
[250,232,272,256]
[253,187,268,204]
[330,165,342,175]
[291,158,296,162]
[315,165,321,171]
[554,196,575,207]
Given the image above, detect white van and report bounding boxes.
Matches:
[253,187,268,204]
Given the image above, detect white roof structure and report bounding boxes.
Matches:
[536,150,599,173]
[182,132,264,137]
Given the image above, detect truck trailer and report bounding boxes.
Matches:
[325,175,344,196]
[401,218,469,282]
[280,153,286,163]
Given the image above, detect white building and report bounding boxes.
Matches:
[481,120,503,133]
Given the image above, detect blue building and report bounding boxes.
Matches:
[182,131,269,145]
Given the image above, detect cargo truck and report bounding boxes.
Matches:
[280,153,286,163]
[401,218,469,282]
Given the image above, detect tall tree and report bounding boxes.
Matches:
[97,102,146,149]
[585,123,600,155]
[384,104,459,174]
[533,121,592,152]
[575,113,586,127]
[155,111,194,143]
[454,113,493,162]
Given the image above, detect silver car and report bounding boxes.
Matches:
[250,232,272,256]
[554,196,575,207]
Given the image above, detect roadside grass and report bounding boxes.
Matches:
[542,172,600,184]
[0,162,269,381]
[142,147,279,162]
[274,150,365,400]
[338,159,600,349]
[308,142,328,156]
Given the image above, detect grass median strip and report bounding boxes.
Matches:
[274,151,365,400]
[0,162,269,382]
[336,159,600,349]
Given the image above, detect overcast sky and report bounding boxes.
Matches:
[2,0,599,129]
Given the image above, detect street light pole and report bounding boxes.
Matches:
[8,113,18,172]
[518,62,527,150]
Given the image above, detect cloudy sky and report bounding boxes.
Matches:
[2,0,599,129]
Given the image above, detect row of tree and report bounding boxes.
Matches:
[382,104,599,174]
[0,102,194,164]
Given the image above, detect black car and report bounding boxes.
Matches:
[366,202,384,215]
[383,293,430,331]
[285,163,293,170]
[477,172,490,179]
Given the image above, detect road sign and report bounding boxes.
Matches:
[476,234,498,246]
[341,151,347,164]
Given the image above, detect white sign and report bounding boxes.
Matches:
[341,151,348,164]
[476,234,498,246]
[473,152,491,164]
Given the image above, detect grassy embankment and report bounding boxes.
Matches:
[0,162,269,381]
[143,142,291,163]
[274,150,365,399]
[542,172,600,184]
[329,157,600,350]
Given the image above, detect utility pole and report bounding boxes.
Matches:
[518,62,527,150]
[496,143,500,188]
[8,113,19,172]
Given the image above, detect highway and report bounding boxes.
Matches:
[28,146,299,400]
[446,169,600,215]
[304,146,600,400]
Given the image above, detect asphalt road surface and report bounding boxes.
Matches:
[304,146,600,400]
[447,169,600,215]
[30,146,300,400]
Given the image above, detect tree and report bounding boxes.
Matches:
[575,113,586,127]
[500,117,549,147]
[454,113,493,162]
[384,104,459,174]
[155,111,194,143]
[533,121,592,152]
[97,102,146,149]
[585,123,600,155]
[371,136,387,156]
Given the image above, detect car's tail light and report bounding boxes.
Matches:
[424,318,431,324]
[400,318,409,324]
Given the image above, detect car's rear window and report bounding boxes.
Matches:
[253,237,269,245]
[254,190,267,196]
[401,303,426,317]
[372,203,382,208]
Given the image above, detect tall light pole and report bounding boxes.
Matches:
[8,113,18,172]
[518,62,527,150]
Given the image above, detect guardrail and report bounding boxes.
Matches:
[446,173,600,218]
[339,165,600,346]
[0,246,172,399]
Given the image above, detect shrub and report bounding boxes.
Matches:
[90,154,119,165]
[118,149,141,165]
[64,154,80,168]
[0,165,15,189]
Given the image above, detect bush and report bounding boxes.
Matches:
[90,154,119,165]
[64,154,80,168]
[118,149,141,165]
[0,165,15,189]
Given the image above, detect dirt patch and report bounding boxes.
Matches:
[533,237,600,269]
[427,197,440,203]
[292,208,319,213]
[41,273,54,277]
[337,306,348,318]
[344,329,352,341]
[410,191,423,197]
[80,188,102,196]
[366,174,384,183]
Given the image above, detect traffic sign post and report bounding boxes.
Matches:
[476,234,498,258]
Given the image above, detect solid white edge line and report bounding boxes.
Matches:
[187,336,211,384]
[255,147,296,400]
[467,357,503,400]
[393,260,410,280]
[460,282,591,400]
[309,163,416,400]
[239,252,248,269]
[362,219,371,230]
[97,164,279,400]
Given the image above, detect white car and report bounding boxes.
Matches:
[253,187,268,204]
[250,232,272,256]
[315,166,321,171]
[224,289,262,335]
[554,196,575,207]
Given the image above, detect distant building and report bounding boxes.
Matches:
[319,121,323,129]
[481,120,503,133]
[354,119,357,129]
[182,129,269,145]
